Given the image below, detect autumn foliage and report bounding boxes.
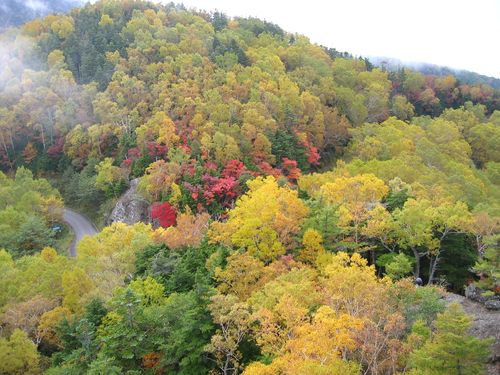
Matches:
[0,1,497,375]
[151,202,177,228]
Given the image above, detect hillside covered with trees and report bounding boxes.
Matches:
[0,0,498,374]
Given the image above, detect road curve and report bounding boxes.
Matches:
[63,208,98,257]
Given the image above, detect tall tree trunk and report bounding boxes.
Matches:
[428,252,441,285]
[411,247,420,278]
[40,125,46,150]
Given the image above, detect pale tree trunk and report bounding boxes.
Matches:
[428,229,451,284]
[428,253,440,285]
[411,247,421,278]
[40,124,46,150]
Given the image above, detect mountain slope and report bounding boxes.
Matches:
[0,1,498,374]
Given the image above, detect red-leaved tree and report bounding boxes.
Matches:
[151,202,177,227]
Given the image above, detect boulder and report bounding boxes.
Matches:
[485,299,500,311]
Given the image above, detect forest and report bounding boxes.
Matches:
[0,0,498,374]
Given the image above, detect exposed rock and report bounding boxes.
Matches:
[465,284,500,309]
[465,283,484,302]
[485,299,500,311]
[107,178,150,225]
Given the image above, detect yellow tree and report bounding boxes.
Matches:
[243,306,363,375]
[76,222,154,299]
[22,142,38,164]
[39,196,64,225]
[210,176,309,262]
[392,198,437,278]
[139,159,181,201]
[248,268,322,356]
[0,295,56,344]
[321,174,389,244]
[297,228,325,264]
[392,198,472,283]
[214,252,271,301]
[467,211,500,256]
[50,15,74,39]
[135,111,179,150]
[61,267,94,313]
[427,200,472,284]
[37,306,72,348]
[213,132,242,165]
[64,125,90,168]
[320,252,405,374]
[0,329,41,375]
[286,306,364,364]
[361,204,397,252]
[95,157,127,197]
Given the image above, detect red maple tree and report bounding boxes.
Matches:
[151,202,177,227]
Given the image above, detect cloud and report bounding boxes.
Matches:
[25,0,48,12]
[0,33,41,93]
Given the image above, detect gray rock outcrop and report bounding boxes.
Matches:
[107,178,150,225]
[465,284,500,310]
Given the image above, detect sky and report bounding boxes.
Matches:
[166,0,500,78]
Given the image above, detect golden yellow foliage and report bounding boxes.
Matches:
[297,228,325,264]
[215,252,270,301]
[37,306,72,348]
[243,305,363,375]
[210,176,308,262]
[153,211,209,249]
[40,247,58,263]
[320,252,390,317]
[321,174,389,243]
[61,267,94,313]
[249,268,322,356]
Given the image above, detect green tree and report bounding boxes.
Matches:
[95,157,127,198]
[0,329,41,375]
[377,253,413,280]
[13,216,56,257]
[409,304,492,375]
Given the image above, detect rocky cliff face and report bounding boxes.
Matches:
[107,178,150,225]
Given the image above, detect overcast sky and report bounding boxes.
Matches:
[167,0,500,78]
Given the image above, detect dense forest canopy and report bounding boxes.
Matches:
[0,0,498,374]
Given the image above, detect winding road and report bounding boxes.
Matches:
[63,208,98,257]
